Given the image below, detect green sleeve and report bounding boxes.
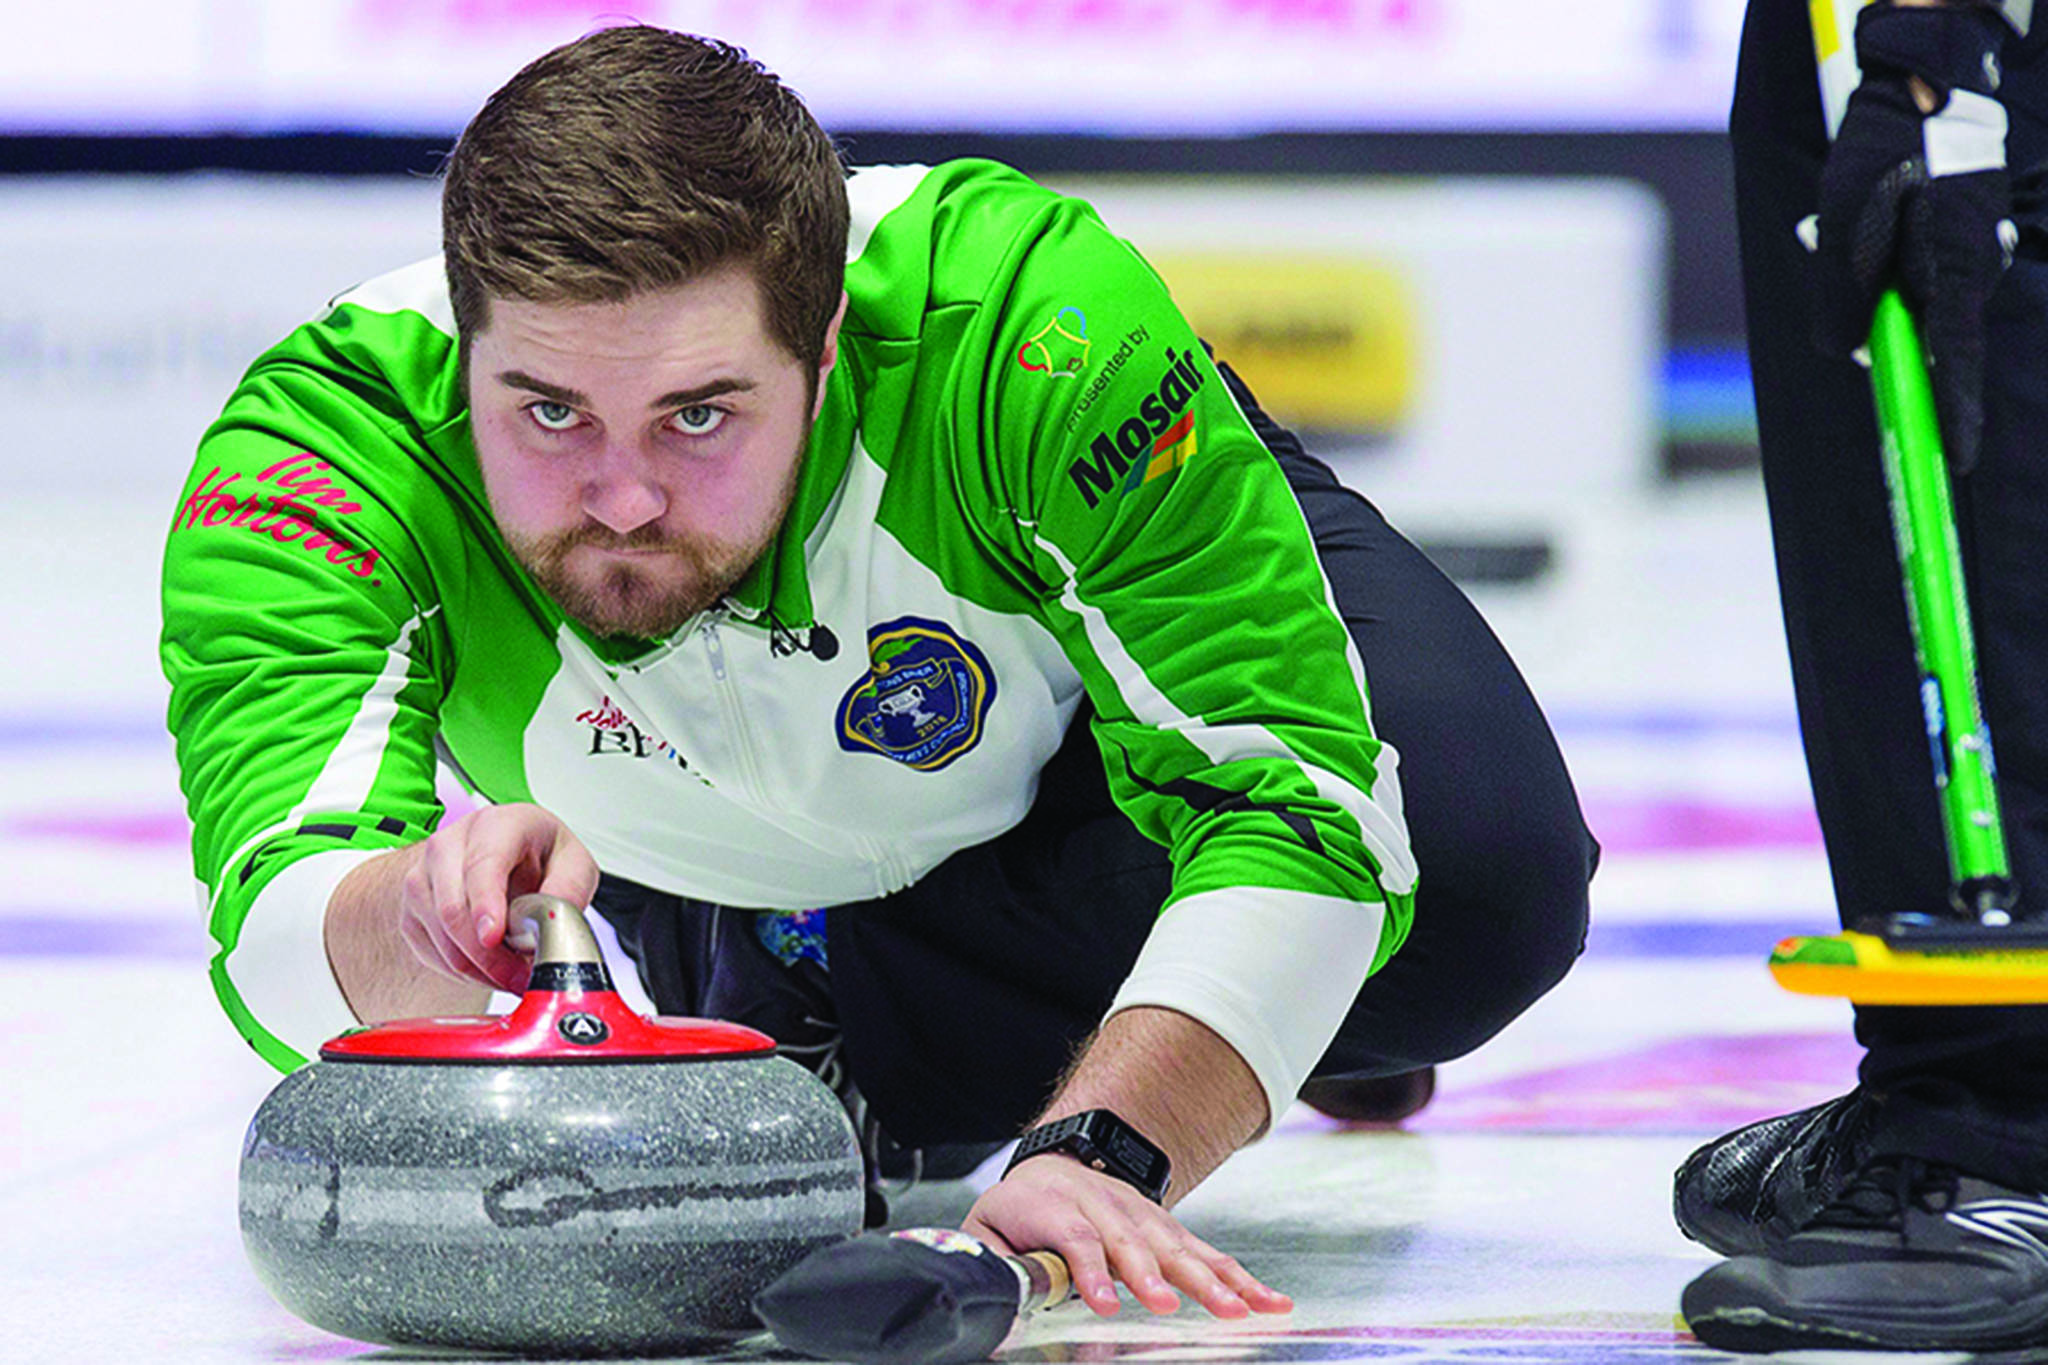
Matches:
[161,376,449,1069]
[965,187,1417,968]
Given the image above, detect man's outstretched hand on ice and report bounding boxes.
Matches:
[1814,0,2014,472]
[959,1006,1294,1319]
[963,1155,1293,1319]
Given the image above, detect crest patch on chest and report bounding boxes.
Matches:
[836,617,998,771]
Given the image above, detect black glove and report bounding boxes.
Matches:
[1815,0,2013,472]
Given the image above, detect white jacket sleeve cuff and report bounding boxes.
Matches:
[1105,885,1386,1136]
[223,848,378,1063]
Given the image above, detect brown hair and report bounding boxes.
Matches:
[441,25,848,369]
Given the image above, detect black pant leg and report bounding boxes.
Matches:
[1734,0,2048,1184]
[1733,0,1948,934]
[1231,378,1595,1079]
[828,377,1595,1145]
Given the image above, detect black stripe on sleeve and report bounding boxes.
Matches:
[1111,745,1325,856]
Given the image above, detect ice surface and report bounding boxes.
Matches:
[5,479,1920,1363]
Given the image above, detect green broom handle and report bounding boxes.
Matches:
[1812,0,2011,903]
[1864,294,2010,890]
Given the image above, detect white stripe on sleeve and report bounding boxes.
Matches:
[289,608,433,822]
[1028,531,1415,893]
[208,607,433,1058]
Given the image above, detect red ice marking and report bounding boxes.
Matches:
[9,811,189,845]
[1577,796,1822,852]
[1397,1032,1863,1135]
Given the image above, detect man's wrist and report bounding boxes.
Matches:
[326,840,485,1024]
[1005,1109,1173,1203]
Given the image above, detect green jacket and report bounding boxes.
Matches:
[161,160,1415,1121]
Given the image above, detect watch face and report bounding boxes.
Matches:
[1100,1125,1170,1191]
[1009,1110,1170,1200]
[1073,1110,1168,1197]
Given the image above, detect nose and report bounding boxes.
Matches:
[582,442,668,535]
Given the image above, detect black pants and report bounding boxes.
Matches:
[596,367,1596,1147]
[1735,0,2048,1185]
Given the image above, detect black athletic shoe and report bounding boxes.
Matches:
[1672,1089,1880,1257]
[1683,1155,2048,1352]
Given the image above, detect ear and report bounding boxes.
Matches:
[812,291,850,421]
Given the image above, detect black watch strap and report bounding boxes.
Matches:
[1003,1109,1171,1203]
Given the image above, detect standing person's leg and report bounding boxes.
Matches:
[1741,0,2048,1146]
[1681,0,2048,1351]
[823,371,1596,1148]
[1673,3,1907,1261]
[1683,0,2048,1233]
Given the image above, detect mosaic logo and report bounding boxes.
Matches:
[1066,346,1208,510]
[836,617,997,771]
[1017,305,1091,379]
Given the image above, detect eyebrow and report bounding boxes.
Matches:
[495,370,758,410]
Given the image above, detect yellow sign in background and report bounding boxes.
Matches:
[1147,252,1417,436]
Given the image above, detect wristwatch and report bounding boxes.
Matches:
[1004,1109,1172,1203]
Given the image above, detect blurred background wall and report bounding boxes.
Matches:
[0,0,1752,579]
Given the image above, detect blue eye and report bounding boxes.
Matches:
[671,405,727,437]
[528,401,581,432]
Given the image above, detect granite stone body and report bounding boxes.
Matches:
[240,1053,864,1354]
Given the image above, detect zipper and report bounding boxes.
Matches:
[703,613,728,681]
[704,613,904,894]
[622,606,711,675]
[702,614,769,802]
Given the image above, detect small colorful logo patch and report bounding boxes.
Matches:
[837,617,998,771]
[1017,306,1091,379]
[890,1228,990,1256]
[754,908,830,969]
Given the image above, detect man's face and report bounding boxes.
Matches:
[468,262,844,639]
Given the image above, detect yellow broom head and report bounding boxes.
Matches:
[1771,930,2048,1004]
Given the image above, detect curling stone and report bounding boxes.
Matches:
[238,894,864,1355]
